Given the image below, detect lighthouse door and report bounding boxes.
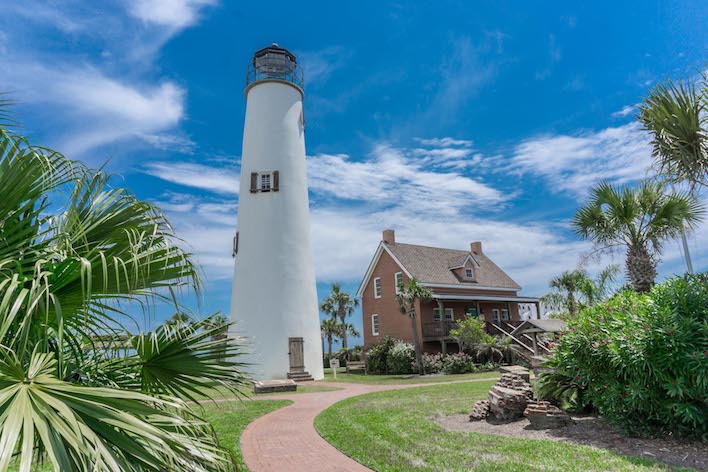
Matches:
[288,337,305,373]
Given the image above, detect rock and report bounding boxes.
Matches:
[524,400,575,429]
[488,385,528,422]
[469,400,490,421]
[253,379,297,394]
[499,365,531,383]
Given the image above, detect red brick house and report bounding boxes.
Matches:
[357,230,540,354]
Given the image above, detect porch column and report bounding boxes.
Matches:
[532,332,539,356]
[506,301,512,322]
[437,299,445,336]
[535,301,541,320]
[441,340,447,355]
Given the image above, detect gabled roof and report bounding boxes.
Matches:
[356,241,522,297]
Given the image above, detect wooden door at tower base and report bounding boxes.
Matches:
[288,337,305,373]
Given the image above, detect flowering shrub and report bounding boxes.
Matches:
[540,273,708,438]
[386,341,416,374]
[441,352,476,374]
[421,352,443,373]
[365,336,395,373]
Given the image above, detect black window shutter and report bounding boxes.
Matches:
[232,232,239,257]
[250,172,258,193]
[272,170,280,191]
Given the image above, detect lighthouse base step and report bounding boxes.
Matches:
[287,371,314,382]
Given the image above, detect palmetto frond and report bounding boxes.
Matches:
[113,318,250,403]
[0,350,232,472]
[0,122,247,470]
[638,78,708,190]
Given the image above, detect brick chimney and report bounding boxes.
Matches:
[382,229,396,244]
[470,241,482,254]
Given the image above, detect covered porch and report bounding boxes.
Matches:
[420,293,541,355]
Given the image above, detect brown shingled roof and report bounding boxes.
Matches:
[386,242,521,290]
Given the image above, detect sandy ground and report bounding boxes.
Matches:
[433,414,708,471]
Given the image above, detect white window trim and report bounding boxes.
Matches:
[444,307,454,321]
[501,308,510,321]
[465,267,474,279]
[374,277,382,299]
[394,272,403,294]
[260,172,272,192]
[433,307,441,321]
[371,314,379,336]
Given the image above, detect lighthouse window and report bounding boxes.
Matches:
[260,173,271,191]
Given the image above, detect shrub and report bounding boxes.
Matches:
[441,352,476,374]
[386,341,416,374]
[449,317,486,352]
[365,336,395,373]
[421,352,443,373]
[542,273,708,438]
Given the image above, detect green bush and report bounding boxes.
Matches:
[421,352,443,373]
[441,352,476,374]
[542,273,708,438]
[386,341,416,374]
[365,336,395,373]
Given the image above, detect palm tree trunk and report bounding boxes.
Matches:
[409,311,424,375]
[340,318,348,350]
[568,291,577,317]
[327,336,332,359]
[627,244,657,292]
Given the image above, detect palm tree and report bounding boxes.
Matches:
[204,313,230,341]
[572,181,704,292]
[320,283,360,350]
[395,279,432,375]
[541,270,588,317]
[165,311,192,326]
[638,76,708,191]
[320,317,340,359]
[541,265,620,317]
[0,121,249,470]
[473,334,503,364]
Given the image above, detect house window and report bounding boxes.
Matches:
[492,309,500,324]
[260,172,271,191]
[371,314,379,336]
[501,308,510,321]
[465,268,474,279]
[394,272,403,293]
[434,308,454,321]
[374,277,382,298]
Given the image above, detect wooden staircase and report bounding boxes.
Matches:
[487,321,553,362]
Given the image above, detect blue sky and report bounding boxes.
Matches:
[2,1,707,347]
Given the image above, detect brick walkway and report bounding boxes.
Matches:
[240,378,498,472]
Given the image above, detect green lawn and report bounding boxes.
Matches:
[321,368,500,385]
[203,399,292,471]
[315,381,690,472]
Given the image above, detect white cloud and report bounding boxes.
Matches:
[143,162,240,195]
[128,0,217,29]
[612,105,636,118]
[509,122,652,195]
[415,137,473,147]
[307,144,505,216]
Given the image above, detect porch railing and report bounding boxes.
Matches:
[422,321,458,338]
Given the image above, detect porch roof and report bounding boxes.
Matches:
[510,319,566,335]
[432,293,540,303]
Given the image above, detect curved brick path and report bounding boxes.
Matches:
[240,378,498,472]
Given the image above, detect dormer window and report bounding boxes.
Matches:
[465,268,474,279]
[250,171,280,193]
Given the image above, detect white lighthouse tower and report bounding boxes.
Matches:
[230,44,324,381]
